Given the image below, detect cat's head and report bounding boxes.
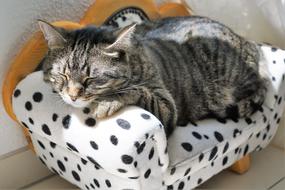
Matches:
[38,20,137,108]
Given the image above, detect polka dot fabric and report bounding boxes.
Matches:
[12,45,285,190]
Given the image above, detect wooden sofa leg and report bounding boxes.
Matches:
[230,155,250,174]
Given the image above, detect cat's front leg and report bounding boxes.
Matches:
[92,100,124,119]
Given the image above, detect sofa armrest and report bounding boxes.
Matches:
[260,45,285,110]
[12,71,169,182]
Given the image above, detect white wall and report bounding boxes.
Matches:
[0,0,94,157]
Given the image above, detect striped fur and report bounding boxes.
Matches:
[40,16,268,137]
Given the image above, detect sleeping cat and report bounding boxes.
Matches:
[38,16,268,137]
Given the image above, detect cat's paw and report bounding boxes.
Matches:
[93,100,123,119]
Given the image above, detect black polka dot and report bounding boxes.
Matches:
[122,16,127,21]
[148,147,154,160]
[77,164,81,171]
[105,179,111,188]
[66,142,78,152]
[214,131,224,142]
[39,157,46,165]
[277,118,281,124]
[263,133,267,140]
[37,140,45,149]
[62,115,71,129]
[222,156,228,166]
[167,185,174,190]
[181,142,193,152]
[234,148,239,154]
[209,146,218,161]
[14,89,21,97]
[49,152,54,158]
[144,169,151,178]
[278,97,282,104]
[170,167,176,175]
[51,167,58,175]
[21,121,29,129]
[199,153,204,162]
[137,142,146,154]
[85,118,96,127]
[33,92,43,102]
[198,178,203,184]
[204,135,209,139]
[64,157,68,161]
[272,76,276,81]
[81,158,87,165]
[223,142,229,154]
[25,101,32,111]
[134,161,138,167]
[271,47,277,52]
[110,135,118,145]
[28,117,34,125]
[145,133,149,139]
[86,156,101,169]
[244,144,249,156]
[50,142,56,148]
[273,60,276,64]
[233,129,241,138]
[93,178,100,188]
[158,158,163,167]
[72,170,80,181]
[134,141,140,148]
[184,168,191,176]
[121,155,133,164]
[274,113,278,119]
[52,113,58,122]
[263,115,267,123]
[90,141,98,150]
[83,107,90,114]
[118,168,127,173]
[85,185,89,190]
[216,117,227,124]
[141,113,150,119]
[192,131,202,140]
[90,183,94,189]
[274,95,278,100]
[116,119,131,129]
[266,124,271,132]
[57,160,66,172]
[245,118,253,125]
[256,132,261,138]
[42,124,51,135]
[178,181,184,190]
[129,176,139,179]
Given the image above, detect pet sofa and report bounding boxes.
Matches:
[11,45,285,189]
[3,0,285,189]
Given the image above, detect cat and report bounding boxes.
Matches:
[38,16,268,137]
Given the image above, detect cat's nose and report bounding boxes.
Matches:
[69,95,77,102]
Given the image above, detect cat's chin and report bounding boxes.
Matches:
[61,95,91,108]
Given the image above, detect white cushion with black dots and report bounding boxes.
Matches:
[12,45,285,190]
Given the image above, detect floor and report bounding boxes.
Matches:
[18,145,284,190]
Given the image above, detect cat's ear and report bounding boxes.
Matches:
[38,20,67,50]
[105,23,137,50]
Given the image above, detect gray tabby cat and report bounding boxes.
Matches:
[38,16,268,137]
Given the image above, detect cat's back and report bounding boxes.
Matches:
[136,16,242,46]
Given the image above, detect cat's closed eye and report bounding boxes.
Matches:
[58,72,69,81]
